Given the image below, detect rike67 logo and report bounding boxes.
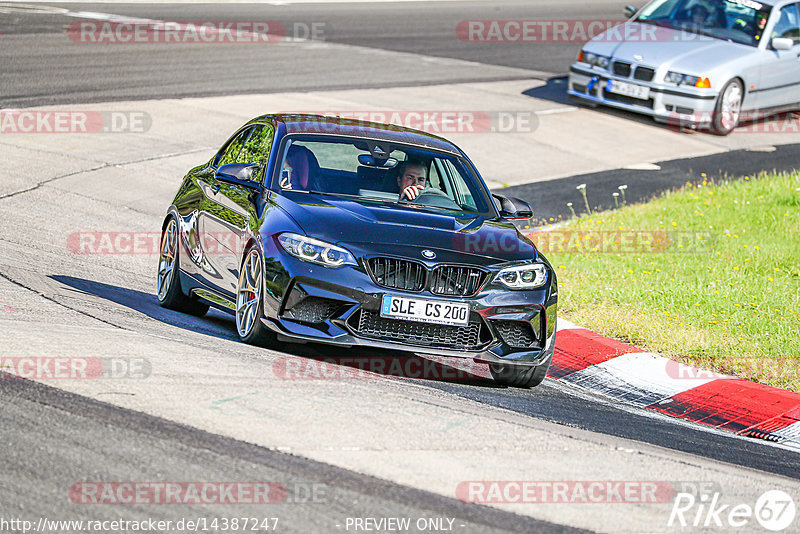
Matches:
[669,489,796,531]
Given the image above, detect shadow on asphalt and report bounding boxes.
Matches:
[522,75,702,134]
[50,275,499,388]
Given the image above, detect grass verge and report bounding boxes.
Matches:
[531,171,800,391]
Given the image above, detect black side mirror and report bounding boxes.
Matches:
[624,5,638,18]
[493,194,533,220]
[216,163,262,190]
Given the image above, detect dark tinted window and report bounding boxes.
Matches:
[238,124,275,165]
[215,127,253,167]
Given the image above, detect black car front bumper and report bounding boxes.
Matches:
[261,247,558,366]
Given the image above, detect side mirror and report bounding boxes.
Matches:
[772,37,794,51]
[493,194,533,220]
[216,163,262,189]
[624,5,638,18]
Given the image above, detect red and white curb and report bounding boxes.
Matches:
[549,320,800,450]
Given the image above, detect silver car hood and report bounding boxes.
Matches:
[585,22,755,74]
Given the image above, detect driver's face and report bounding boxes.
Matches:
[692,7,708,23]
[398,165,426,189]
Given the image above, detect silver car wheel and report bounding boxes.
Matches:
[236,249,263,338]
[719,82,742,132]
[157,219,178,301]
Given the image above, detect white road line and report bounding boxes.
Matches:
[535,107,578,116]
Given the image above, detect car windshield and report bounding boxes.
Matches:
[636,0,772,46]
[275,136,495,218]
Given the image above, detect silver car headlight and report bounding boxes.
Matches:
[580,50,610,69]
[495,263,548,290]
[665,71,711,88]
[278,233,357,268]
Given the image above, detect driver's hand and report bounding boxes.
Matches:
[400,185,424,201]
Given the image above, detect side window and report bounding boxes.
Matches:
[215,127,253,167]
[427,160,443,191]
[441,159,478,211]
[772,3,800,42]
[238,124,275,165]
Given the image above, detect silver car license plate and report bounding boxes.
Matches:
[380,295,469,327]
[607,80,650,100]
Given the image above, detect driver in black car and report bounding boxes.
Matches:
[395,159,428,201]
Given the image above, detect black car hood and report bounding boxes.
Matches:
[274,192,537,264]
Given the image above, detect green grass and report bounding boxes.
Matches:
[534,171,800,391]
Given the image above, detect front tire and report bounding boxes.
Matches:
[711,79,743,136]
[236,246,275,346]
[157,217,209,317]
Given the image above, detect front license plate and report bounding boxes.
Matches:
[380,295,469,327]
[607,79,650,100]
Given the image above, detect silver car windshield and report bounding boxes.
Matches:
[636,0,772,46]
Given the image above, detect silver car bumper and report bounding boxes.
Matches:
[567,64,719,127]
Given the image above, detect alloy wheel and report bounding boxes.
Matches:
[718,82,742,132]
[157,219,178,301]
[236,249,263,338]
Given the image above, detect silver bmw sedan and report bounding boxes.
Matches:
[568,0,800,134]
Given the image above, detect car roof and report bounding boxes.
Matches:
[248,113,463,155]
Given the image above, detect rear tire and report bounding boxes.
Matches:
[490,357,551,389]
[157,217,209,317]
[711,79,743,136]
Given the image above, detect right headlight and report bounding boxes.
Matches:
[494,263,548,290]
[579,50,611,69]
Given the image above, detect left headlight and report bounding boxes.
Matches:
[495,263,548,290]
[278,233,357,268]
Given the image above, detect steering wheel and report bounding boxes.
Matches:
[403,187,462,209]
[732,18,750,32]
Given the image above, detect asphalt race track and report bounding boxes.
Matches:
[1,0,609,106]
[2,1,800,533]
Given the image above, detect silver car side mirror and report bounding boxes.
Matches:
[624,5,638,18]
[772,37,794,51]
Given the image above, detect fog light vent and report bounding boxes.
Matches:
[283,297,341,324]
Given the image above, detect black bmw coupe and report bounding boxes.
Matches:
[157,114,557,387]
